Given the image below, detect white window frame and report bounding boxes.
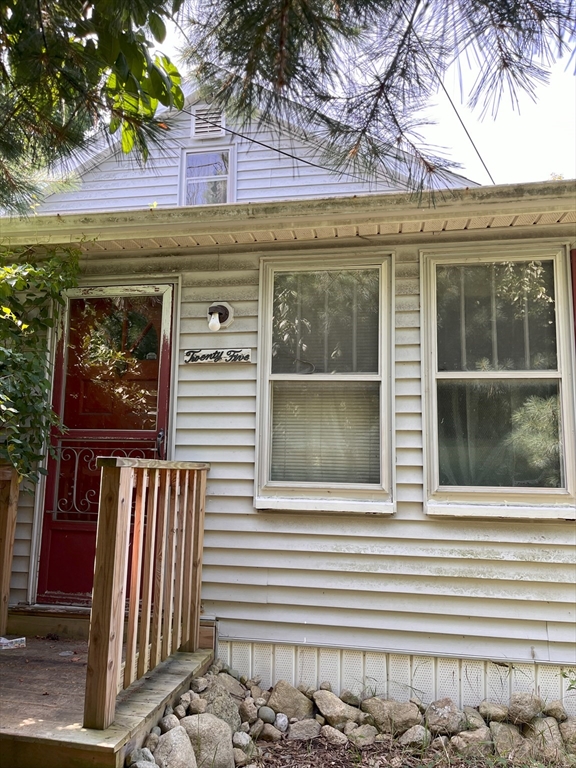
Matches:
[422,242,576,520]
[255,253,394,514]
[180,145,236,206]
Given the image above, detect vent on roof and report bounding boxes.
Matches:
[193,105,225,138]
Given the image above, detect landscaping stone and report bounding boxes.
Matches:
[560,717,576,753]
[361,698,421,736]
[286,719,321,741]
[239,698,258,724]
[249,719,264,740]
[190,677,208,693]
[463,706,486,730]
[450,726,493,757]
[259,724,282,742]
[127,747,155,765]
[181,713,234,768]
[431,735,449,750]
[425,698,465,735]
[313,689,363,728]
[479,699,508,722]
[544,699,568,721]
[489,721,525,759]
[232,732,251,750]
[250,685,263,700]
[525,716,567,764]
[315,714,325,725]
[507,692,543,724]
[133,762,156,768]
[339,689,360,707]
[158,714,179,733]
[173,705,187,720]
[215,672,247,699]
[321,725,349,746]
[258,706,276,724]
[188,698,207,715]
[319,681,332,691]
[343,721,358,735]
[153,726,198,768]
[144,732,159,754]
[398,725,430,748]
[347,724,378,748]
[202,684,242,733]
[274,713,289,732]
[268,680,314,720]
[151,726,161,737]
[233,747,248,767]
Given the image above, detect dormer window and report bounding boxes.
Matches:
[192,105,225,138]
[184,150,229,206]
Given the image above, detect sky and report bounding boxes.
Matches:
[165,27,575,188]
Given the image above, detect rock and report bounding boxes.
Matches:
[343,721,358,735]
[315,714,325,725]
[490,721,525,759]
[340,689,361,708]
[274,713,289,732]
[164,705,173,716]
[239,698,258,724]
[410,696,426,714]
[313,690,362,728]
[127,746,155,765]
[347,724,378,749]
[250,685,263,700]
[133,762,157,768]
[479,700,508,722]
[216,673,247,699]
[450,726,493,757]
[254,697,267,708]
[233,747,248,767]
[259,724,282,742]
[190,677,208,693]
[319,681,332,691]
[188,698,207,715]
[201,684,242,733]
[463,706,486,730]
[431,735,449,750]
[154,726,198,768]
[321,725,349,746]
[267,680,315,720]
[287,720,322,741]
[240,722,249,733]
[361,698,422,736]
[525,716,568,764]
[249,719,264,740]
[144,732,159,754]
[560,718,576,754]
[173,705,187,720]
[258,706,276,724]
[232,732,251,750]
[508,693,543,724]
[159,714,180,733]
[151,726,162,737]
[425,698,465,735]
[181,714,234,768]
[228,668,241,680]
[544,700,568,721]
[179,692,192,707]
[398,725,430,748]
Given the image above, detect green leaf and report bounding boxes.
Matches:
[121,124,135,153]
[149,13,166,44]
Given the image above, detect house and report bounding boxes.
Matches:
[1,99,575,716]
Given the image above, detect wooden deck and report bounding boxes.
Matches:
[0,636,213,768]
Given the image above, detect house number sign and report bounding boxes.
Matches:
[184,348,252,364]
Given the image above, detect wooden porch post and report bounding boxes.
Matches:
[0,463,19,636]
[83,463,133,729]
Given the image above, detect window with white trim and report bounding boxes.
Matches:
[424,247,576,518]
[256,257,392,513]
[184,150,229,206]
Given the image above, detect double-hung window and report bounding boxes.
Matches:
[256,257,392,513]
[183,150,230,206]
[424,246,576,518]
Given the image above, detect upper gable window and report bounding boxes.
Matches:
[184,150,229,206]
[423,247,576,519]
[255,256,393,514]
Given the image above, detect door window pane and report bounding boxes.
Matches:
[271,381,380,483]
[272,269,379,373]
[437,379,561,487]
[437,261,557,372]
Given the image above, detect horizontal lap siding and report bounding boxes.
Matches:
[176,246,575,668]
[9,483,34,604]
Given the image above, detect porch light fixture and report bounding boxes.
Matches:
[207,302,234,331]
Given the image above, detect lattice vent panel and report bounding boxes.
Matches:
[231,642,252,679]
[561,668,576,717]
[253,644,274,690]
[513,663,536,694]
[437,658,460,703]
[318,648,341,693]
[296,647,319,689]
[486,662,512,704]
[536,665,562,707]
[411,656,435,703]
[462,661,485,707]
[341,651,364,696]
[388,654,411,701]
[274,645,296,685]
[217,640,231,666]
[364,652,387,698]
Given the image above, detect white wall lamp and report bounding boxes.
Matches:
[207,302,234,332]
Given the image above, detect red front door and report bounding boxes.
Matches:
[37,285,173,605]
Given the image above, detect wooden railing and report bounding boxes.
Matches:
[83,459,210,730]
[0,463,19,636]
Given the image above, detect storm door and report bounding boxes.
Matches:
[37,285,173,605]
